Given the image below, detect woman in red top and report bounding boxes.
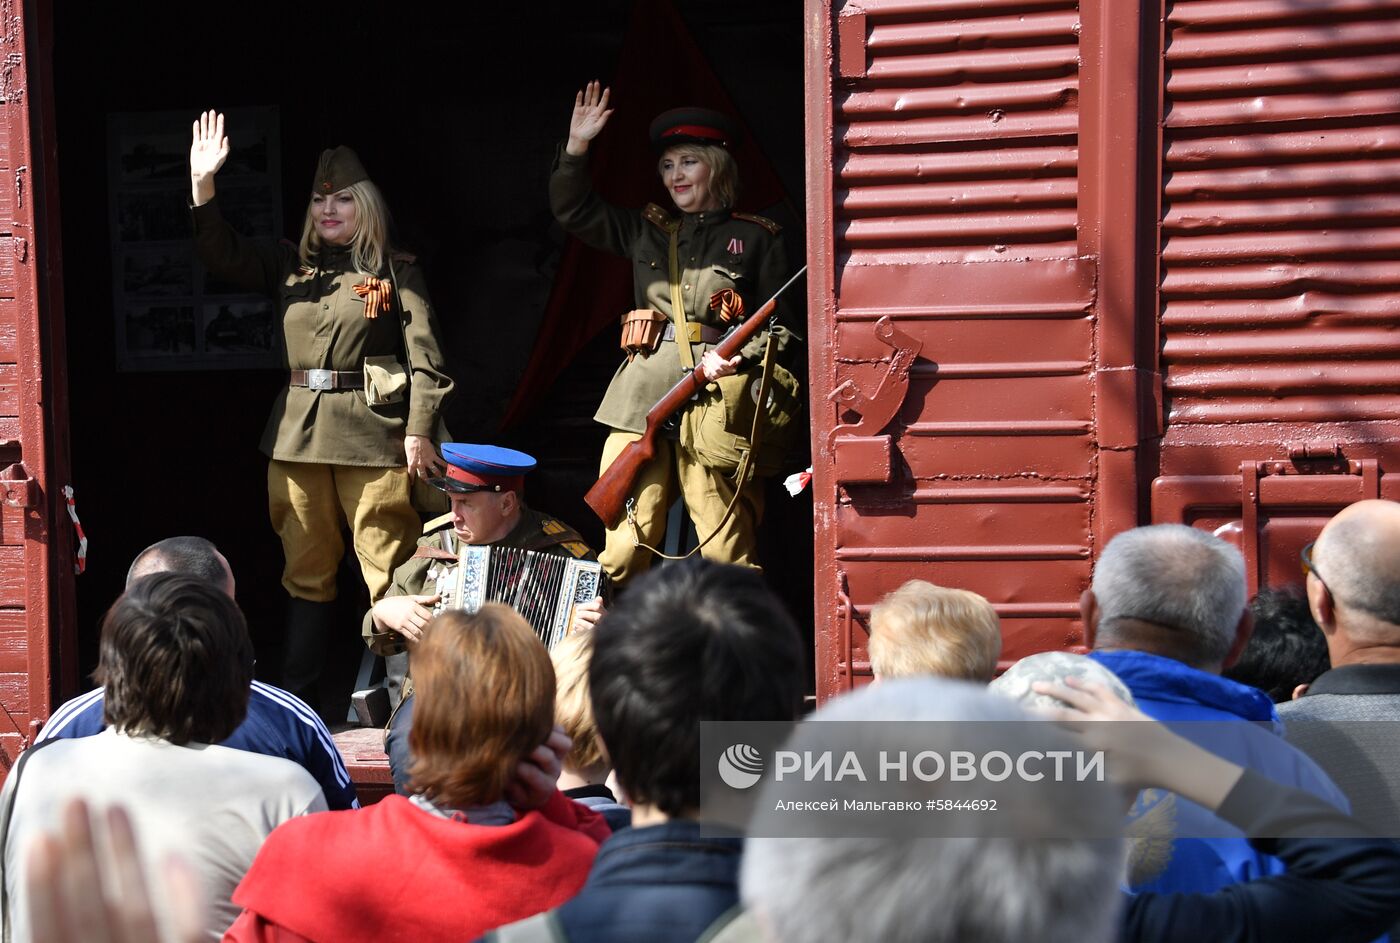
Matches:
[222,605,610,942]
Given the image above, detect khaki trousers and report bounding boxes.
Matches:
[598,431,764,587]
[267,460,421,603]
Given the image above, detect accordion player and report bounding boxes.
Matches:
[428,545,609,650]
[376,443,606,647]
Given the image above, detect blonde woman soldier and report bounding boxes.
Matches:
[551,83,799,587]
[189,111,454,711]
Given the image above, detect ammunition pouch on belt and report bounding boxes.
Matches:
[620,309,667,361]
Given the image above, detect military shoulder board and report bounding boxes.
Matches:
[643,203,678,232]
[731,211,781,236]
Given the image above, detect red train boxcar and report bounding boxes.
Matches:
[806,0,1400,700]
[2,0,1399,763]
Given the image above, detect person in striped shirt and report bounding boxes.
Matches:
[35,536,357,811]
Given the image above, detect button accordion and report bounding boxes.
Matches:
[429,546,608,649]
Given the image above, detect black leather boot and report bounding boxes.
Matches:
[283,597,335,710]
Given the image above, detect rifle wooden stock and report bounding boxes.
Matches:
[584,265,807,526]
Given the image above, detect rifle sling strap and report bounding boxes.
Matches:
[666,225,696,370]
[626,331,777,561]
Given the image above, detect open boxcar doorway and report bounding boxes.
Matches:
[48,0,811,714]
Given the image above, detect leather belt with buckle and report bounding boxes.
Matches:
[662,322,723,345]
[290,369,364,391]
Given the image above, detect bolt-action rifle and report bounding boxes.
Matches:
[584,265,808,526]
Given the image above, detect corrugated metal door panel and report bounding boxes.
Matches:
[836,257,1096,479]
[1159,0,1400,443]
[809,0,1141,699]
[835,0,1081,264]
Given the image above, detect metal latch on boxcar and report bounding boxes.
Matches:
[829,316,922,486]
[0,463,36,508]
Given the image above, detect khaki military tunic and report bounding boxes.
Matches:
[549,149,796,434]
[192,198,453,465]
[363,507,597,658]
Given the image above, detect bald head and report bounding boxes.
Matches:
[1312,500,1400,640]
[126,537,235,599]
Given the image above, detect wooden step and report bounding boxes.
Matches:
[331,726,395,806]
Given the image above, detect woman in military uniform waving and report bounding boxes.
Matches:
[189,111,453,710]
[551,83,797,587]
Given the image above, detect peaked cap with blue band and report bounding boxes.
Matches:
[429,444,537,495]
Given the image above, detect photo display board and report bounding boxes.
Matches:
[109,107,283,371]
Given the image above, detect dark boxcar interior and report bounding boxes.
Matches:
[50,0,810,712]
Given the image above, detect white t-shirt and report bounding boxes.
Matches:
[0,729,327,941]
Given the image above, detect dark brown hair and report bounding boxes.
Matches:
[590,559,805,817]
[96,572,253,745]
[408,605,555,807]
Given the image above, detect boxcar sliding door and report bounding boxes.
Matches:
[806,0,1154,698]
[1151,0,1400,585]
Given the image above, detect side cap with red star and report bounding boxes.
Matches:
[313,146,369,194]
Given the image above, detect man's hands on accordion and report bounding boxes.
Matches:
[570,597,606,634]
[370,592,442,646]
[374,591,602,647]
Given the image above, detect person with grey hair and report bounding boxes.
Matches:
[740,678,1125,943]
[736,678,1400,943]
[1089,524,1248,670]
[1279,500,1400,923]
[35,536,358,811]
[1084,524,1348,896]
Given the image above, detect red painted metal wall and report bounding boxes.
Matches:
[1152,0,1400,592]
[807,0,1400,700]
[0,0,75,769]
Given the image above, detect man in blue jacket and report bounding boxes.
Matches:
[35,536,358,811]
[1086,523,1347,894]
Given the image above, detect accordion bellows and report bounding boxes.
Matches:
[432,546,608,649]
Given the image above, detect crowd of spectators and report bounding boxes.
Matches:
[3,501,1400,942]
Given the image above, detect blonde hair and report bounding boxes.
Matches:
[658,143,739,210]
[297,178,391,275]
[551,626,609,775]
[868,580,1002,682]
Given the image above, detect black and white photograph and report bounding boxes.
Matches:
[120,247,194,296]
[201,299,276,354]
[109,105,282,370]
[122,303,196,357]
